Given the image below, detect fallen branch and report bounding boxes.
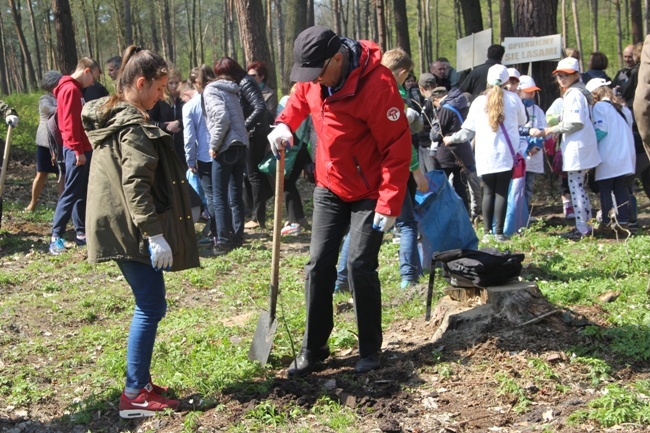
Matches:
[516,309,562,328]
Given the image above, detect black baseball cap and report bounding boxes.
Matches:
[291,26,342,82]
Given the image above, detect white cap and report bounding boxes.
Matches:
[519,75,540,92]
[507,68,521,80]
[586,77,612,93]
[553,57,580,74]
[487,64,509,86]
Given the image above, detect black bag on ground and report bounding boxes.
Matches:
[433,248,525,288]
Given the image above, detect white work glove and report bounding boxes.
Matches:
[372,212,396,232]
[406,107,423,133]
[148,234,173,271]
[5,115,18,127]
[267,123,293,159]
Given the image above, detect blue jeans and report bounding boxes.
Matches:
[117,260,167,394]
[395,192,422,282]
[198,160,216,235]
[303,187,384,357]
[52,148,92,238]
[212,145,246,245]
[335,231,350,290]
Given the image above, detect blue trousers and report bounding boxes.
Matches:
[51,148,92,238]
[212,145,246,246]
[117,260,167,394]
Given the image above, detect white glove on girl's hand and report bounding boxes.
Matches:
[372,212,396,232]
[267,123,293,158]
[148,234,173,271]
[5,115,18,127]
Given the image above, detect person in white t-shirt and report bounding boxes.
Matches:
[517,75,547,212]
[587,78,636,230]
[444,64,526,241]
[541,58,601,240]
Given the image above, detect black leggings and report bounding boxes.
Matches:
[482,170,512,235]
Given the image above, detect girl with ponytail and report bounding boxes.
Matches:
[82,46,200,418]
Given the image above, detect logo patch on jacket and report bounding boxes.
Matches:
[387,107,401,121]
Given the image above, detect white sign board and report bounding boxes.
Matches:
[502,35,563,65]
[456,28,493,71]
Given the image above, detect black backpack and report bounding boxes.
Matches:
[426,248,525,320]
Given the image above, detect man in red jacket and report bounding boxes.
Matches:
[49,58,100,255]
[269,26,412,376]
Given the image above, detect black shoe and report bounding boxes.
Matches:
[212,242,232,256]
[355,352,381,374]
[287,346,330,378]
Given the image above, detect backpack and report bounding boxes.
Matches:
[434,248,525,288]
[46,111,64,168]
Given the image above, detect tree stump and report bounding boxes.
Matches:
[430,279,569,342]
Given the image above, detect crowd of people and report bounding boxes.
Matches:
[2,27,650,419]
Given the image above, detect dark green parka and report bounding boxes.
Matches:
[82,98,200,271]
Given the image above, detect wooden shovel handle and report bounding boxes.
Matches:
[269,147,285,319]
[0,125,14,197]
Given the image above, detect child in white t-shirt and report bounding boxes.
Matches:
[587,78,636,229]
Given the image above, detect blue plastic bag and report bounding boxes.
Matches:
[503,176,529,236]
[414,170,479,271]
[186,169,207,207]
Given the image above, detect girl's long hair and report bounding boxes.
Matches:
[592,85,623,111]
[485,84,505,132]
[102,46,168,117]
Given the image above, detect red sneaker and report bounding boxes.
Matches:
[149,376,169,395]
[119,383,180,418]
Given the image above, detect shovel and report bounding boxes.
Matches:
[248,148,285,365]
[0,124,14,229]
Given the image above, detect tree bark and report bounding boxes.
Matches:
[51,0,78,74]
[124,0,133,45]
[513,0,559,109]
[376,0,387,52]
[26,0,43,80]
[458,0,483,35]
[8,0,38,90]
[631,0,643,43]
[80,0,94,58]
[591,0,598,51]
[281,0,308,95]
[354,0,361,39]
[161,0,174,61]
[185,0,197,66]
[0,8,9,94]
[392,0,410,54]
[234,0,275,86]
[571,0,583,70]
[500,0,514,39]
[149,2,160,53]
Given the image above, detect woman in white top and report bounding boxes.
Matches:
[587,78,636,228]
[444,64,526,241]
[542,58,601,239]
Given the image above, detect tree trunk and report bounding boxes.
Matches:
[417,0,424,72]
[161,0,174,61]
[571,0,583,70]
[458,0,483,35]
[226,0,236,60]
[51,0,77,74]
[513,0,559,110]
[376,0,387,52]
[198,0,205,63]
[44,5,55,70]
[616,0,623,70]
[454,0,462,40]
[500,0,514,39]
[591,0,598,51]
[234,0,275,86]
[333,0,342,34]
[124,0,133,45]
[8,0,38,91]
[281,0,308,95]
[631,0,643,43]
[184,0,197,66]
[0,8,9,95]
[392,0,410,54]
[426,0,433,63]
[354,0,361,39]
[26,0,43,80]
[80,0,93,58]
[561,0,567,50]
[149,2,160,53]
[306,0,314,27]
[487,0,493,31]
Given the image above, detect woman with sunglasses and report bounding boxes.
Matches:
[542,57,601,240]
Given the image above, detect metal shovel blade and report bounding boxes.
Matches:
[248,148,285,365]
[248,307,279,365]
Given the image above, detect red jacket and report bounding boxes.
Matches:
[53,76,92,155]
[277,40,411,215]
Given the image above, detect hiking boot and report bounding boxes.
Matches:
[49,238,66,255]
[212,242,233,256]
[563,202,575,219]
[494,233,510,242]
[281,223,302,236]
[288,346,330,378]
[118,383,179,418]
